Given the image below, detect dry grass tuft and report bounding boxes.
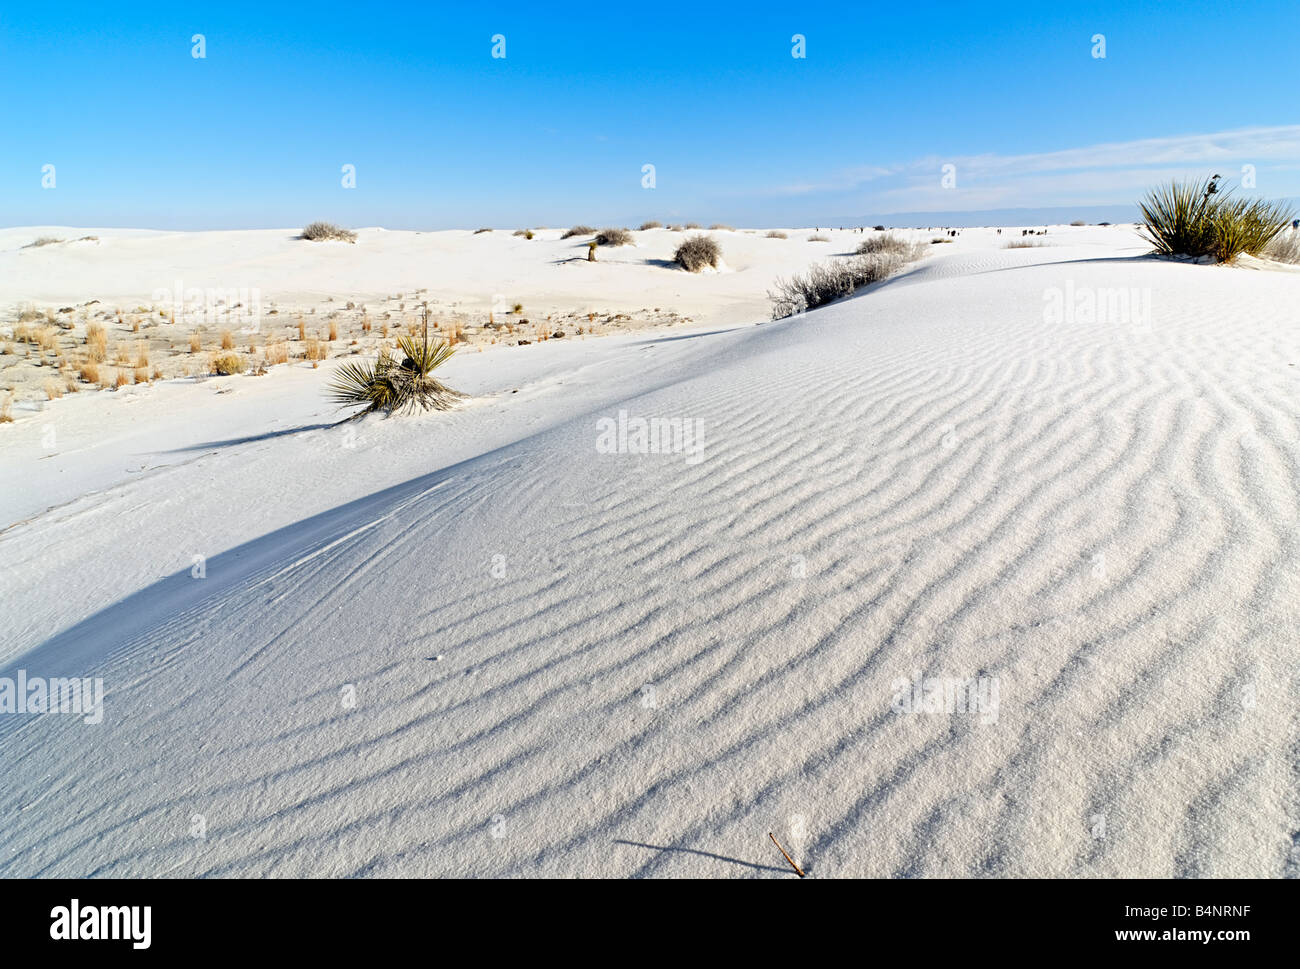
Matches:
[301,221,357,243]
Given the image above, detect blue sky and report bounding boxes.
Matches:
[3,0,1298,228]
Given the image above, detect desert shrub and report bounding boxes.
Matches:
[765,230,788,239]
[28,236,64,248]
[561,225,595,239]
[329,310,463,415]
[768,246,925,319]
[708,223,734,231]
[1070,220,1087,226]
[1003,240,1043,249]
[595,227,633,246]
[0,394,12,423]
[857,233,914,256]
[265,342,289,365]
[473,227,493,234]
[674,234,721,272]
[1138,176,1293,262]
[212,353,246,375]
[513,229,535,239]
[301,221,356,243]
[873,225,886,231]
[807,234,829,242]
[1264,230,1300,264]
[638,221,662,230]
[78,361,100,384]
[931,237,952,244]
[684,222,702,229]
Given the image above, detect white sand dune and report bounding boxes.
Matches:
[1,228,1298,877]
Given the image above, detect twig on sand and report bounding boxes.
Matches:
[768,832,805,878]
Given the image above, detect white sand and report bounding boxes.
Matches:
[1,224,1297,877]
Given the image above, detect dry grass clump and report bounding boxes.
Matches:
[44,380,65,400]
[133,367,149,385]
[638,221,663,230]
[133,341,149,369]
[807,234,829,242]
[1070,220,1087,226]
[857,233,919,256]
[473,227,493,234]
[1139,176,1293,262]
[765,230,788,239]
[768,247,925,319]
[78,361,100,383]
[1264,230,1300,264]
[301,221,357,243]
[85,322,107,361]
[595,227,633,246]
[1004,240,1044,249]
[512,229,535,239]
[220,330,234,350]
[674,234,721,272]
[931,237,953,244]
[329,308,464,416]
[265,342,289,365]
[684,222,702,230]
[708,223,734,231]
[561,225,595,239]
[189,332,202,353]
[27,236,64,248]
[304,338,328,362]
[114,370,130,389]
[211,353,246,375]
[328,321,338,341]
[0,393,12,423]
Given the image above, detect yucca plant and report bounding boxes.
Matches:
[1139,176,1293,262]
[329,306,463,416]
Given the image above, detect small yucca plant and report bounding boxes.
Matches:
[329,306,463,416]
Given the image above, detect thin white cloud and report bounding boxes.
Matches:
[764,125,1300,211]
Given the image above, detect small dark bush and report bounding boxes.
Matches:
[595,227,633,246]
[301,222,357,243]
[765,230,788,239]
[674,234,721,272]
[561,225,595,239]
[638,221,662,230]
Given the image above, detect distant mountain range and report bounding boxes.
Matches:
[825,197,1300,230]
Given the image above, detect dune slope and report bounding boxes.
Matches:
[1,240,1297,878]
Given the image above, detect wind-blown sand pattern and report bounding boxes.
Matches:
[1,228,1297,877]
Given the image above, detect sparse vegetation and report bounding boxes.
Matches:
[301,221,357,243]
[1264,230,1300,264]
[857,233,916,256]
[1138,176,1293,263]
[1004,240,1044,249]
[807,234,829,242]
[931,237,953,244]
[873,225,886,231]
[1070,220,1087,226]
[329,308,464,416]
[638,221,662,230]
[211,353,246,375]
[513,229,535,239]
[0,393,12,423]
[768,247,924,320]
[595,227,633,246]
[561,225,595,239]
[473,228,493,234]
[685,222,702,230]
[674,234,721,272]
[765,231,788,239]
[708,223,734,231]
[27,236,64,248]
[78,362,100,384]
